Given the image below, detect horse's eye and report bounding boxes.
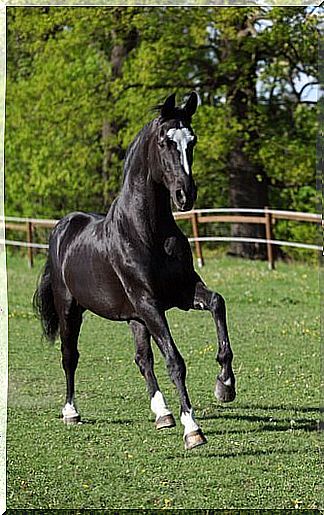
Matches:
[160,137,173,149]
[158,129,169,148]
[158,136,166,148]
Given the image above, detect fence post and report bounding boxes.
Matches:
[26,221,34,268]
[191,212,204,268]
[265,207,275,270]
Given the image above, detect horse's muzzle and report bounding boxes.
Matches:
[173,182,197,212]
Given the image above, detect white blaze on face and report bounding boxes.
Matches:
[167,127,194,175]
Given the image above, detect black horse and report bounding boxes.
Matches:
[33,92,235,450]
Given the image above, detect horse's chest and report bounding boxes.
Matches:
[155,236,194,305]
[163,236,186,262]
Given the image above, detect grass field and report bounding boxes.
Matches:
[6,252,322,510]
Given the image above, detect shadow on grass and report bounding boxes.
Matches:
[198,404,319,433]
[77,417,139,426]
[65,405,319,433]
[232,403,321,414]
[165,447,299,460]
[206,421,318,436]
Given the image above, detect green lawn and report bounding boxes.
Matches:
[6,253,322,510]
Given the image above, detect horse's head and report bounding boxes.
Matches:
[153,92,198,212]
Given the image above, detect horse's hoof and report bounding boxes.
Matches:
[155,414,176,430]
[184,429,207,450]
[215,376,236,403]
[63,414,81,425]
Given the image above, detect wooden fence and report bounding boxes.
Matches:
[1,208,322,269]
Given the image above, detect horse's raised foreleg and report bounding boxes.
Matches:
[193,281,236,403]
[129,320,176,430]
[135,304,207,450]
[59,302,83,424]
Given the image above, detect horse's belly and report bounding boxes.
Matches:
[64,258,134,321]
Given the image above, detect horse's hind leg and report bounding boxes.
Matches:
[129,320,176,430]
[58,298,83,424]
[193,281,236,403]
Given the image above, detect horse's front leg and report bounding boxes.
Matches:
[193,281,236,403]
[135,303,207,450]
[129,320,176,430]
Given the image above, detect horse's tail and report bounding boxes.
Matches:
[33,257,59,343]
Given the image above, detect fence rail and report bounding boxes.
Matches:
[1,207,322,269]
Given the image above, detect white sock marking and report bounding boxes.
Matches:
[167,127,194,175]
[180,408,199,437]
[151,391,172,420]
[62,402,79,419]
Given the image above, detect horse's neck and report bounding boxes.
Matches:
[119,170,174,238]
[116,134,174,239]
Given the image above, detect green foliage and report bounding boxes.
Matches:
[5,7,319,256]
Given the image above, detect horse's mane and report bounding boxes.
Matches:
[122,120,155,183]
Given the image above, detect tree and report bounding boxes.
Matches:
[6,7,141,216]
[119,6,318,258]
[5,7,318,260]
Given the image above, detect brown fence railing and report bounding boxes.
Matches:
[1,208,322,269]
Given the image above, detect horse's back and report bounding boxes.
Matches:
[49,211,102,260]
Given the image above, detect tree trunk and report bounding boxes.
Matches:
[101,13,139,207]
[228,143,268,259]
[224,25,269,259]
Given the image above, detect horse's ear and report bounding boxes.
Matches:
[184,91,199,118]
[161,93,176,119]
